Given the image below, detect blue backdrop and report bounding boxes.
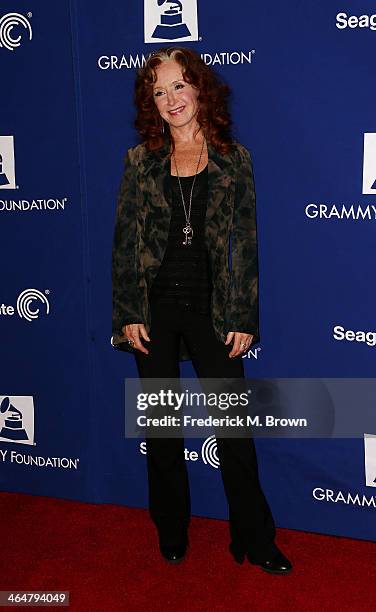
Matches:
[1,0,375,542]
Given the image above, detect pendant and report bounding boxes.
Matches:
[182,224,193,246]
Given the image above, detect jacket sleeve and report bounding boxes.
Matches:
[225,144,260,345]
[112,148,144,339]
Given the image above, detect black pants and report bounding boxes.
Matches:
[134,296,278,562]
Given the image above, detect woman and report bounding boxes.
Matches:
[112,46,292,574]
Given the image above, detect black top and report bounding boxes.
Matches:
[149,162,212,313]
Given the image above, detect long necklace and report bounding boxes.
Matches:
[172,135,206,246]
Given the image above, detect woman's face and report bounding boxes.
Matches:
[152,59,200,130]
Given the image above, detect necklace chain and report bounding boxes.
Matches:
[172,135,206,246]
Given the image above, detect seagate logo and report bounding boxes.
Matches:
[336,12,376,31]
[0,12,32,51]
[201,435,219,468]
[0,288,50,320]
[333,325,376,347]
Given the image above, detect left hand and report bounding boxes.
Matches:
[225,332,253,358]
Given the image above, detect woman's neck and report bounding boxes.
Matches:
[169,122,204,149]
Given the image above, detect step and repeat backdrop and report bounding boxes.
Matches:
[1,1,375,542]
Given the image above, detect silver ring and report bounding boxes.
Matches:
[127,339,135,346]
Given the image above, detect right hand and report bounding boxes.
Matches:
[122,323,150,355]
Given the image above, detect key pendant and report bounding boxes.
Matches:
[182,224,193,246]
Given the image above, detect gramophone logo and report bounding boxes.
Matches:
[0,12,32,52]
[0,136,16,189]
[362,133,376,195]
[364,433,376,488]
[144,0,198,43]
[0,396,35,445]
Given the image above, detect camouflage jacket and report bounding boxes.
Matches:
[111,137,260,362]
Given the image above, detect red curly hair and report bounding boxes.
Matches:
[134,46,234,155]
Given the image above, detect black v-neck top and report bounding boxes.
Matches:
[149,163,213,313]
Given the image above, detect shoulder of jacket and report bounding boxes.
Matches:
[231,141,252,163]
[125,142,148,165]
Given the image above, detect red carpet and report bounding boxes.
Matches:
[0,492,374,611]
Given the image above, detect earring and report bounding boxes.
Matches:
[161,119,165,134]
